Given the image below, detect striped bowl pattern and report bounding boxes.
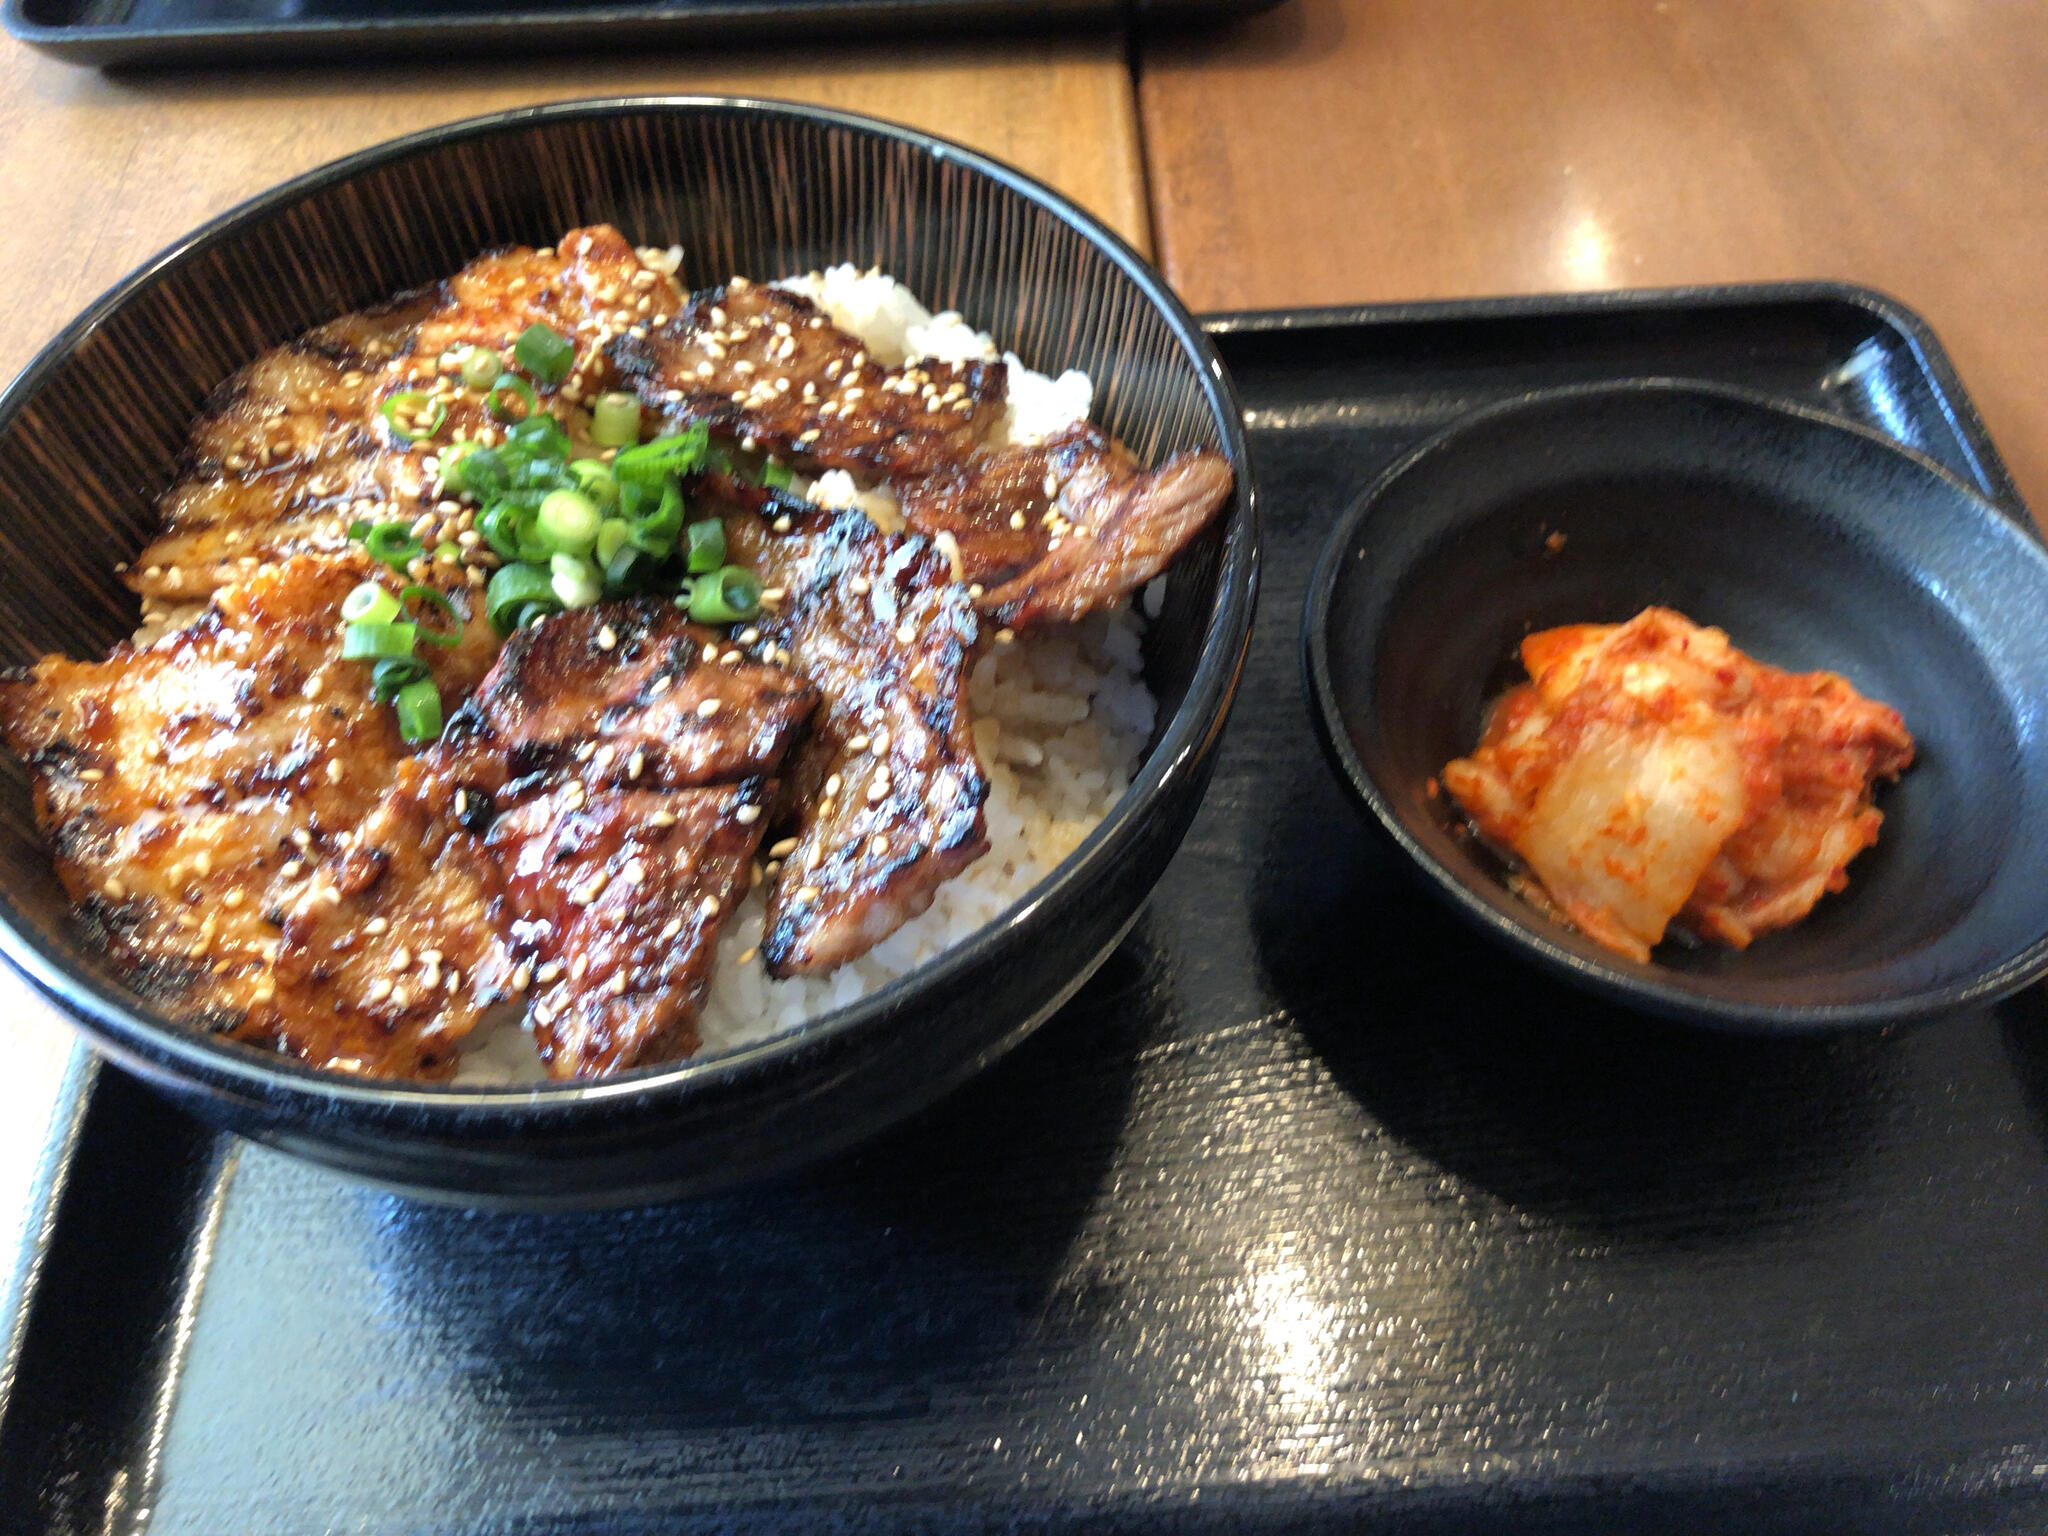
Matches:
[0,99,1255,1201]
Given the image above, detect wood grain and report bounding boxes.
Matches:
[1139,0,2048,514]
[0,25,1147,1250]
[0,32,1150,386]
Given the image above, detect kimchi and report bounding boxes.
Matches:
[1441,607,1915,962]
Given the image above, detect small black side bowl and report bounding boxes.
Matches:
[0,99,1257,1208]
[1303,379,2048,1031]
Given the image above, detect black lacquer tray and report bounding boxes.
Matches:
[2,0,1272,68]
[7,284,2048,1535]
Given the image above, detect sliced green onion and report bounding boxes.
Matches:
[513,322,575,385]
[485,562,560,634]
[512,601,556,630]
[594,516,632,568]
[623,479,684,557]
[613,424,711,487]
[394,678,443,744]
[400,584,463,648]
[458,346,502,391]
[603,542,646,592]
[537,489,601,556]
[348,517,374,541]
[590,392,641,447]
[359,521,425,572]
[479,497,550,564]
[380,390,447,443]
[761,459,794,490]
[342,620,419,661]
[434,541,462,565]
[569,459,619,509]
[686,565,763,625]
[371,656,429,703]
[442,443,509,501]
[550,552,603,610]
[486,372,538,423]
[506,413,572,461]
[685,517,725,574]
[341,582,400,625]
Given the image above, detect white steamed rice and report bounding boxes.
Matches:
[456,268,1155,1082]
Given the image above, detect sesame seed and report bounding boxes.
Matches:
[222,890,245,909]
[302,675,324,700]
[571,955,589,981]
[824,774,842,797]
[391,946,412,970]
[597,625,617,651]
[772,515,792,534]
[537,962,563,983]
[701,642,719,663]
[77,768,105,782]
[847,735,870,753]
[796,885,821,903]
[739,627,760,644]
[622,860,645,886]
[849,576,871,595]
[739,947,759,965]
[282,860,307,880]
[628,749,645,780]
[649,810,677,828]
[895,623,916,645]
[103,878,125,899]
[649,675,673,695]
[592,744,616,774]
[869,834,890,857]
[769,837,800,859]
[365,916,389,935]
[697,699,721,719]
[699,896,720,918]
[366,979,393,1003]
[735,804,760,825]
[608,972,628,996]
[996,628,1016,645]
[1009,511,1026,530]
[721,650,741,666]
[512,963,532,992]
[872,730,891,753]
[326,760,345,783]
[866,778,889,803]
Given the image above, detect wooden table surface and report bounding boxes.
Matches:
[1139,0,2048,516]
[0,24,1148,1291]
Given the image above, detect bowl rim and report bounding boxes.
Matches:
[1300,374,2048,1032]
[0,94,1260,1113]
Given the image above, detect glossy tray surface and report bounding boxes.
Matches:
[2,0,1270,66]
[7,285,2048,1534]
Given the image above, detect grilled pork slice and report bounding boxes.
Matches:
[606,280,1007,480]
[280,602,818,1078]
[129,225,686,616]
[607,283,1234,627]
[0,554,501,1071]
[1442,608,1914,962]
[707,475,990,977]
[895,423,1236,630]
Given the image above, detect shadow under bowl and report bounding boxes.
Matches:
[1304,379,2048,1031]
[0,97,1258,1207]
